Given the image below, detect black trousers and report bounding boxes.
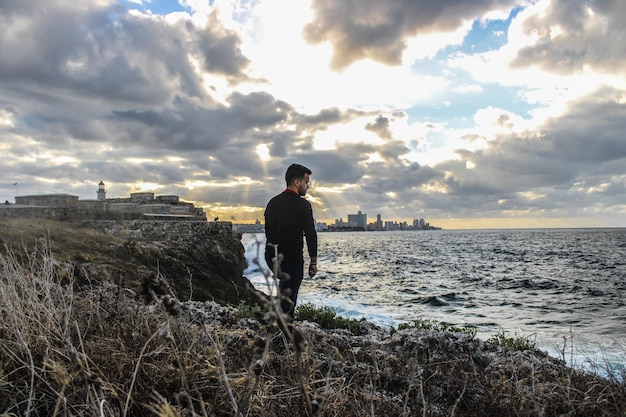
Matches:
[265,253,304,319]
[278,263,304,319]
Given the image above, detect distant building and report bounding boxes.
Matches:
[375,214,383,231]
[347,210,367,229]
[10,180,206,220]
[15,194,79,206]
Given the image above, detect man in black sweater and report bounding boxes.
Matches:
[264,163,318,319]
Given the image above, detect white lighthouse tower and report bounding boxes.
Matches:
[97,181,106,200]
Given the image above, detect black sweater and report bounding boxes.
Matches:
[264,190,317,265]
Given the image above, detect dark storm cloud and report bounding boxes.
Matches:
[205,141,267,180]
[427,89,626,216]
[196,11,251,79]
[546,89,626,164]
[266,134,291,158]
[293,108,370,129]
[295,107,344,127]
[378,140,412,162]
[303,0,518,70]
[512,0,626,74]
[306,146,370,184]
[111,92,292,150]
[228,92,293,125]
[0,0,251,107]
[365,115,392,139]
[467,139,576,189]
[318,160,443,220]
[360,161,436,194]
[1,2,190,104]
[481,90,626,181]
[247,145,371,197]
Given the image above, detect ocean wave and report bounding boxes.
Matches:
[242,228,626,369]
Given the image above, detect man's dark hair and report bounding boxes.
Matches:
[285,163,312,186]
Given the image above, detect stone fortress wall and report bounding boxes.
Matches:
[0,181,207,222]
[85,219,234,240]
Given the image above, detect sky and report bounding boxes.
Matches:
[1,0,625,229]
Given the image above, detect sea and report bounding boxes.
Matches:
[241,228,626,374]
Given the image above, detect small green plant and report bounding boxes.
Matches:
[235,300,263,319]
[487,330,538,352]
[397,318,477,338]
[295,302,363,335]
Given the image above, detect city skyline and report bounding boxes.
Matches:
[327,210,439,231]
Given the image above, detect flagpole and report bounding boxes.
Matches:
[13,182,18,196]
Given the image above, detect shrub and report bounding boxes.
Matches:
[487,329,538,352]
[235,300,263,319]
[295,302,364,335]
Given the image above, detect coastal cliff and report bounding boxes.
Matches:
[0,218,624,416]
[0,218,264,306]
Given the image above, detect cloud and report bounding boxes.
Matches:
[429,87,626,218]
[303,0,519,70]
[111,92,293,151]
[1,0,624,228]
[365,115,393,139]
[511,0,626,74]
[195,11,251,79]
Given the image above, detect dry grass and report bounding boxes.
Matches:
[0,218,124,260]
[1,227,625,416]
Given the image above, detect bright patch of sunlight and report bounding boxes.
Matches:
[256,144,271,161]
[185,177,262,190]
[125,157,157,164]
[131,182,161,192]
[0,109,14,127]
[51,156,78,164]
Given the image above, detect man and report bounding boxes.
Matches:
[264,163,318,319]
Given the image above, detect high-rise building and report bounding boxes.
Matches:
[347,210,367,229]
[334,218,345,228]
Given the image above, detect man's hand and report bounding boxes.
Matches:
[308,263,317,277]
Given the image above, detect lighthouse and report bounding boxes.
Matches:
[97,181,106,200]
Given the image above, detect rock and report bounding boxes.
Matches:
[0,218,265,307]
[86,220,266,306]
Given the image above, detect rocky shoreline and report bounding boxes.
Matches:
[171,297,625,416]
[0,217,265,306]
[0,218,624,416]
